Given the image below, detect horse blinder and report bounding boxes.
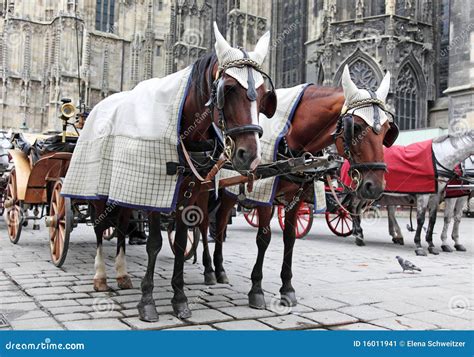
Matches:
[260,89,277,118]
[383,121,399,147]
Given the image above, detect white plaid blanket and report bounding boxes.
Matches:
[223,84,309,205]
[62,67,192,211]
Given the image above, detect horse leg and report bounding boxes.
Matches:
[115,208,133,289]
[352,200,365,246]
[426,194,440,255]
[280,204,299,307]
[137,212,162,322]
[213,193,236,284]
[414,195,429,256]
[198,191,216,285]
[248,205,273,309]
[388,205,404,245]
[91,201,111,292]
[453,196,468,251]
[441,198,455,252]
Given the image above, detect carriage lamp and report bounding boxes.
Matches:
[59,98,77,143]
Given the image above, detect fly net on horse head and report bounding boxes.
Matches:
[61,23,273,211]
[334,65,399,199]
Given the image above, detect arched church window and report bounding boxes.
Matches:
[348,60,379,91]
[395,64,418,130]
[96,0,115,33]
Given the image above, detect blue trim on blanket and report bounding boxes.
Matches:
[228,83,313,207]
[61,194,177,213]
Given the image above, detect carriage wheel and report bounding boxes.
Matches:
[5,170,23,244]
[278,203,314,239]
[325,208,353,237]
[243,208,259,227]
[49,178,73,267]
[168,226,200,261]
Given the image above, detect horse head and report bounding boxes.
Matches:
[335,65,398,200]
[210,23,276,172]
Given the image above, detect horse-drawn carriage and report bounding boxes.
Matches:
[4,99,87,266]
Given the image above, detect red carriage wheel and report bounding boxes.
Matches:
[325,207,353,237]
[49,178,73,267]
[5,170,23,244]
[243,208,259,227]
[278,203,314,239]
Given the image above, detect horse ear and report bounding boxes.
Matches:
[341,65,358,100]
[213,22,231,61]
[252,31,271,64]
[376,71,391,102]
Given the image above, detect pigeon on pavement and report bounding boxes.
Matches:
[396,256,422,272]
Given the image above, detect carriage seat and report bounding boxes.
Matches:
[30,135,77,164]
[11,132,77,166]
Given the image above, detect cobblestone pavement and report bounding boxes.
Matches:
[1,213,473,330]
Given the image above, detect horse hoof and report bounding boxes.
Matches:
[204,271,217,285]
[93,278,110,292]
[428,246,440,255]
[454,244,466,252]
[281,291,297,307]
[172,301,192,320]
[441,245,453,253]
[415,248,427,256]
[248,292,266,309]
[355,238,365,246]
[392,238,404,245]
[116,276,133,290]
[138,303,159,322]
[216,271,229,284]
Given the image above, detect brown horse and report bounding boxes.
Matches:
[71,24,277,321]
[200,66,398,309]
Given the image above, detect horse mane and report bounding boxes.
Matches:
[189,52,218,107]
[433,131,472,143]
[306,85,343,99]
[432,134,449,143]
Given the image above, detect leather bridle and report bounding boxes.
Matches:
[333,94,396,188]
[206,50,275,159]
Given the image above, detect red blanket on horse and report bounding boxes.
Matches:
[341,139,437,194]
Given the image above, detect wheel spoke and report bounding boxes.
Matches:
[329,214,339,223]
[344,218,352,232]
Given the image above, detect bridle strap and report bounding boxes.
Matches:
[350,162,387,171]
[367,90,381,133]
[225,124,263,138]
[240,49,257,101]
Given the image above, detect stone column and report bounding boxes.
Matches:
[386,0,395,15]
